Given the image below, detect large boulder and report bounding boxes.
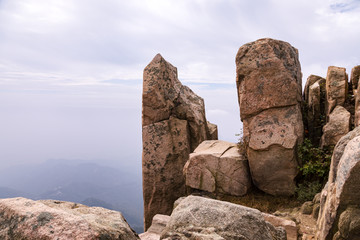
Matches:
[142,54,217,230]
[183,140,251,196]
[0,197,139,240]
[160,195,286,240]
[236,38,303,196]
[320,105,350,148]
[316,127,360,239]
[325,66,348,120]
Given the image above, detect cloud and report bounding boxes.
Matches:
[1,0,360,168]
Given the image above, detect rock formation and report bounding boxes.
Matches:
[0,197,139,240]
[316,127,360,239]
[142,54,217,230]
[320,105,350,148]
[160,195,286,240]
[325,66,348,120]
[350,65,360,95]
[303,75,326,146]
[183,140,251,196]
[235,38,304,196]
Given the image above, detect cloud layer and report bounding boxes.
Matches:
[0,0,360,168]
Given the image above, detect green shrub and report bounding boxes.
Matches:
[296,180,323,202]
[236,131,248,159]
[297,138,333,183]
[296,138,333,201]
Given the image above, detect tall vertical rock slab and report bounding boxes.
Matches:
[236,38,303,196]
[325,66,348,120]
[350,65,360,95]
[305,75,326,146]
[142,54,217,230]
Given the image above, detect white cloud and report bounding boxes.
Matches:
[1,0,360,167]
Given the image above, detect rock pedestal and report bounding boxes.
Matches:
[0,198,139,240]
[183,140,251,196]
[236,38,304,196]
[142,54,217,230]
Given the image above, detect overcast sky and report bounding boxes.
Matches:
[1,0,360,170]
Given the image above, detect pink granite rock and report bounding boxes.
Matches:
[142,54,217,230]
[184,140,251,196]
[0,197,139,240]
[236,38,303,196]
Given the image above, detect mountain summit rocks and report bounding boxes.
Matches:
[142,54,217,230]
[235,38,304,196]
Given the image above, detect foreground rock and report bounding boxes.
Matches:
[160,195,286,240]
[184,140,251,196]
[320,105,350,148]
[142,54,217,230]
[317,127,360,239]
[325,66,348,120]
[0,197,139,240]
[236,38,303,196]
[139,214,170,240]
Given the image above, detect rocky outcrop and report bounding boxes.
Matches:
[183,140,251,196]
[320,105,350,148]
[139,214,170,240]
[236,38,303,196]
[0,197,139,240]
[316,127,360,239]
[160,195,286,240]
[325,66,348,120]
[304,75,326,146]
[142,54,217,230]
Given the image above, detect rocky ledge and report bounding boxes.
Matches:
[0,197,139,240]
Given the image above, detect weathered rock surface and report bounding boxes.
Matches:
[0,197,139,240]
[320,105,350,148]
[236,38,303,196]
[350,65,360,95]
[325,66,348,120]
[355,82,360,127]
[160,195,286,240]
[305,76,326,146]
[183,140,251,196]
[263,213,298,240]
[142,54,217,230]
[317,129,360,239]
[139,214,170,240]
[304,75,325,104]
